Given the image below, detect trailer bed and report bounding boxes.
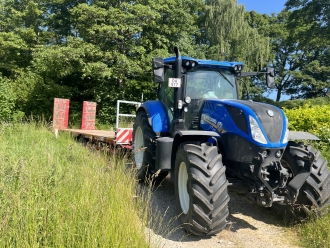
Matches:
[67,129,116,142]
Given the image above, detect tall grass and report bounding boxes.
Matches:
[0,121,150,247]
[297,212,330,248]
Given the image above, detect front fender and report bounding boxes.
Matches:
[289,131,320,141]
[170,130,220,169]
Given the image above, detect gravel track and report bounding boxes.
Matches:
[145,176,300,248]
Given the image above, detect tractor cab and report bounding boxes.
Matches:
[154,53,245,132]
[184,68,239,130]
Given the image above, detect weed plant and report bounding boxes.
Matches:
[0,121,150,247]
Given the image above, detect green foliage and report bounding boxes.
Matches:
[283,103,330,160]
[277,97,330,109]
[283,0,330,100]
[244,3,330,102]
[0,122,150,247]
[264,10,306,102]
[204,0,270,69]
[0,32,31,77]
[284,103,330,133]
[297,212,330,248]
[203,0,271,98]
[1,0,329,124]
[286,0,330,42]
[0,75,16,121]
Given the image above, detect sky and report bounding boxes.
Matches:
[237,0,287,15]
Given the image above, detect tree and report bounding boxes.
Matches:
[68,0,205,122]
[203,0,270,69]
[286,0,330,41]
[244,4,330,101]
[250,11,306,102]
[203,0,271,98]
[283,0,330,99]
[44,0,88,44]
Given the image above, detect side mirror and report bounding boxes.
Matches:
[152,57,164,83]
[266,67,275,88]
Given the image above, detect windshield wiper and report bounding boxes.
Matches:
[218,70,234,88]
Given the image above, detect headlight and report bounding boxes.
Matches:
[282,129,289,143]
[249,115,267,144]
[282,116,289,143]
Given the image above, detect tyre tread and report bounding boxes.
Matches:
[275,142,330,218]
[175,142,229,236]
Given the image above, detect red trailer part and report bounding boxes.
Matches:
[81,101,97,130]
[53,99,141,148]
[53,98,70,130]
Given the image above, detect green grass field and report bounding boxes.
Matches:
[296,212,330,248]
[1,121,330,247]
[0,121,151,247]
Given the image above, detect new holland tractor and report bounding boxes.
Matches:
[132,47,330,236]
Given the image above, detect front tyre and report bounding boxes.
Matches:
[174,142,230,236]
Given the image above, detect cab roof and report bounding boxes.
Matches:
[164,56,244,70]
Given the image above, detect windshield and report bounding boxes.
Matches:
[186,69,238,99]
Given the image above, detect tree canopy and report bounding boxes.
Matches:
[0,0,329,123]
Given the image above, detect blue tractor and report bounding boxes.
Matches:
[133,47,330,236]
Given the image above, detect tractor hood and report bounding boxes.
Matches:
[199,99,289,148]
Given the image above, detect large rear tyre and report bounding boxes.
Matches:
[132,111,168,182]
[174,142,230,236]
[273,141,330,218]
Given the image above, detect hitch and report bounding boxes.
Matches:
[248,152,293,207]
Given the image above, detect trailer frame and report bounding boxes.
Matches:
[56,99,141,149]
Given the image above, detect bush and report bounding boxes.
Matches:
[278,96,330,110]
[283,103,330,160]
[284,103,330,134]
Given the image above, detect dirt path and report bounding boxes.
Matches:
[145,177,300,248]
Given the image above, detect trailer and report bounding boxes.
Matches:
[52,98,141,149]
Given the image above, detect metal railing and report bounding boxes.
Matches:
[115,100,142,130]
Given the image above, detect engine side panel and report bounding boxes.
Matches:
[199,99,288,149]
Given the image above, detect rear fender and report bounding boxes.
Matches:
[137,100,170,134]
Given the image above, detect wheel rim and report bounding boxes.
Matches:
[134,127,144,170]
[178,162,190,214]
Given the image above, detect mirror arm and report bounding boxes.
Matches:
[238,67,275,88]
[239,72,265,77]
